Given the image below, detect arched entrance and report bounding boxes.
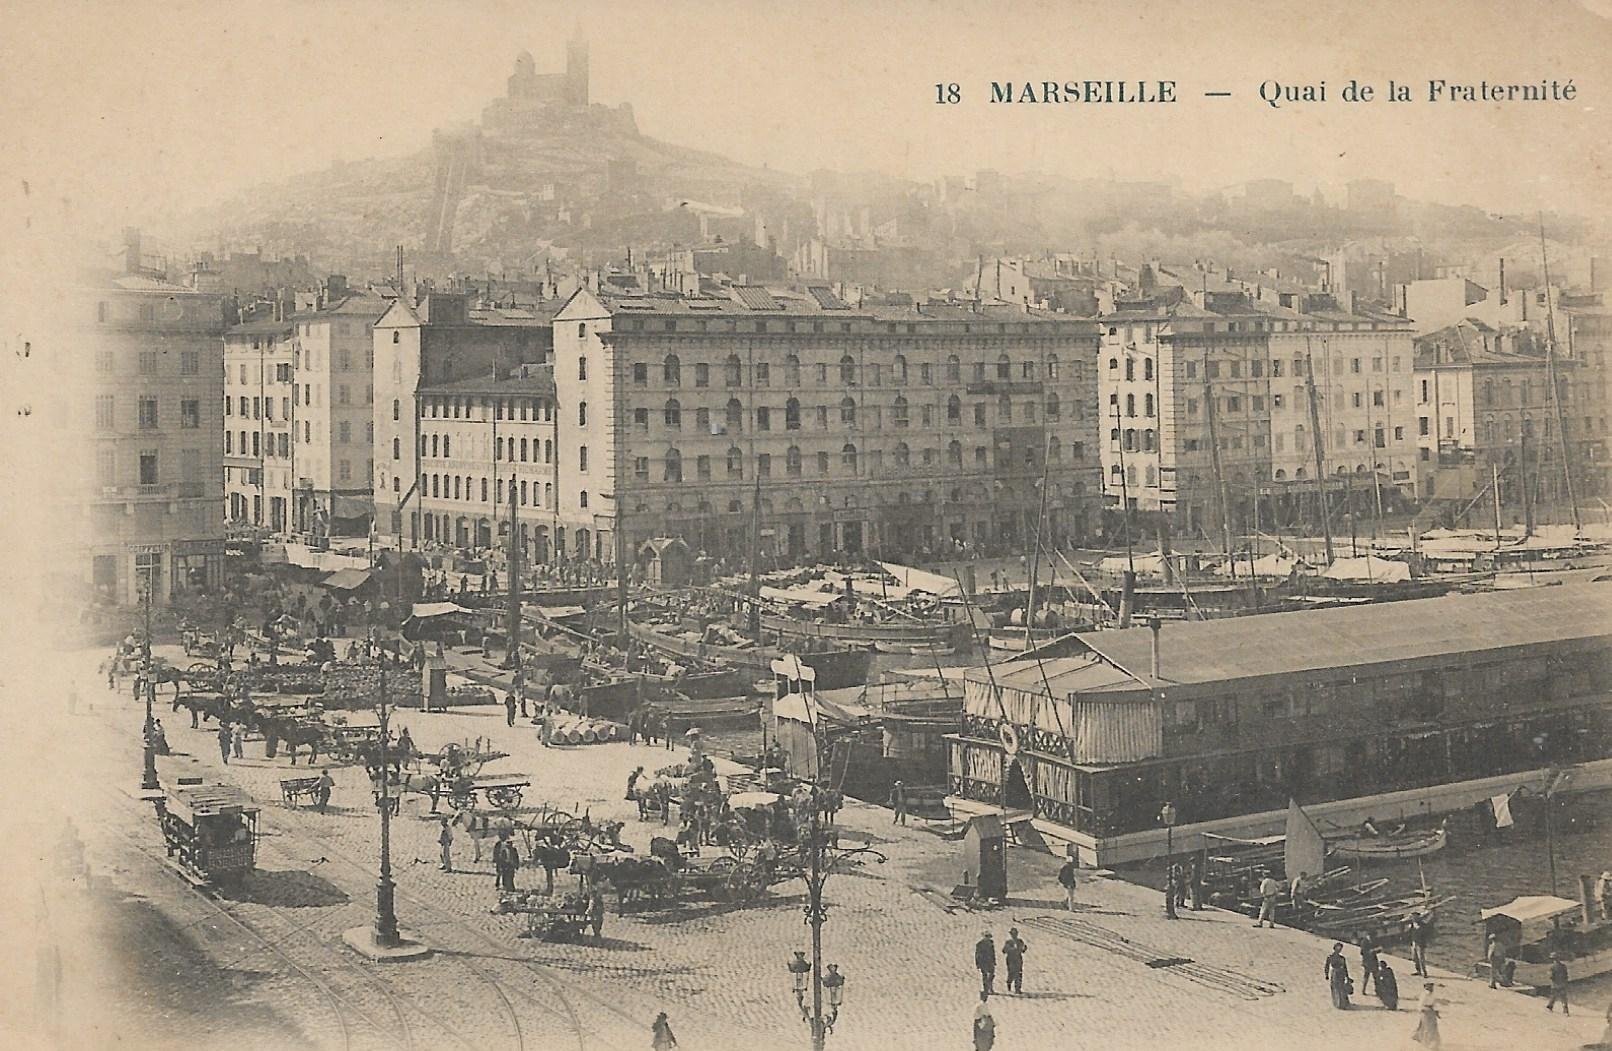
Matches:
[1004,759,1034,812]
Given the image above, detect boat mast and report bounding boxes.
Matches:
[504,482,521,670]
[1024,428,1054,646]
[747,469,762,641]
[1202,355,1240,593]
[1491,462,1504,552]
[1304,341,1336,563]
[1539,217,1583,535]
[1111,401,1136,627]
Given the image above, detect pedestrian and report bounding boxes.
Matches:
[650,1011,677,1051]
[1375,959,1399,1011]
[1058,852,1079,911]
[1409,913,1431,976]
[1254,872,1281,928]
[974,930,996,996]
[232,723,245,760]
[438,816,454,871]
[1359,936,1379,996]
[972,992,995,1051]
[1002,927,1028,994]
[316,768,334,813]
[1173,863,1188,909]
[1413,982,1442,1048]
[1189,855,1205,911]
[492,830,519,894]
[1325,942,1353,1010]
[540,708,553,748]
[1486,932,1508,988]
[504,691,517,728]
[218,722,233,764]
[889,780,907,825]
[1289,870,1309,924]
[1547,954,1570,1014]
[106,660,116,690]
[1164,866,1178,919]
[626,766,645,803]
[588,887,605,942]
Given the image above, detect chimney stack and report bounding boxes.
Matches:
[1149,617,1162,680]
[122,227,143,275]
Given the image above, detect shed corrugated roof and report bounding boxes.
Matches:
[1080,581,1612,688]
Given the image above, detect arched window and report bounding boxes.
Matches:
[544,440,552,464]
[841,443,858,471]
[1125,393,1136,417]
[1144,358,1154,381]
[725,398,743,433]
[947,395,962,423]
[664,448,683,482]
[520,438,528,461]
[480,477,488,502]
[947,440,962,466]
[1108,357,1119,371]
[785,397,801,430]
[725,354,742,387]
[1143,428,1156,451]
[786,445,802,476]
[1144,393,1155,417]
[1295,467,1307,480]
[894,355,908,383]
[578,401,588,427]
[443,436,451,457]
[1123,428,1136,451]
[727,446,743,477]
[1126,465,1137,485]
[997,394,1012,421]
[431,434,440,457]
[663,354,681,386]
[946,354,961,382]
[839,354,858,385]
[785,354,801,386]
[894,442,910,466]
[392,398,400,421]
[994,353,1010,380]
[1275,469,1287,480]
[1482,380,1495,407]
[431,474,439,497]
[893,395,909,427]
[453,476,462,500]
[1125,358,1135,381]
[664,398,682,429]
[840,396,857,426]
[1048,354,1059,380]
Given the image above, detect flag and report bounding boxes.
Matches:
[1491,793,1514,829]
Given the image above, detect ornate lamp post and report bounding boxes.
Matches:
[139,576,160,792]
[786,694,883,1050]
[1159,801,1177,867]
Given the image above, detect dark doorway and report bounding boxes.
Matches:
[1005,758,1033,812]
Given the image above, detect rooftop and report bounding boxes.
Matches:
[417,367,556,396]
[1067,581,1612,695]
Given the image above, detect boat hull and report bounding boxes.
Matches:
[761,612,961,649]
[627,621,872,690]
[1328,827,1448,860]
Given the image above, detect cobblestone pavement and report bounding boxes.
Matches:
[20,644,1607,1051]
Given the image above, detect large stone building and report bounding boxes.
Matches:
[412,367,559,554]
[549,286,1103,565]
[75,271,228,605]
[1099,284,1417,536]
[1413,319,1585,504]
[373,293,558,546]
[223,317,295,531]
[289,285,388,537]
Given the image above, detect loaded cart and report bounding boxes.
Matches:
[158,780,260,889]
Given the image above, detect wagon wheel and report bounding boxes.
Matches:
[724,861,765,902]
[449,788,478,811]
[486,786,524,810]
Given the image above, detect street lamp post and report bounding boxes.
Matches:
[1160,801,1177,867]
[139,577,159,792]
[373,615,400,948]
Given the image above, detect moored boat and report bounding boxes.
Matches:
[627,619,872,690]
[1327,821,1448,860]
[1477,892,1612,990]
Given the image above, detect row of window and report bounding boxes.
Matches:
[95,446,204,488]
[412,434,558,466]
[96,349,203,376]
[226,431,290,459]
[419,396,555,422]
[421,473,570,510]
[620,353,1070,389]
[630,439,1085,483]
[624,393,1073,435]
[95,395,204,431]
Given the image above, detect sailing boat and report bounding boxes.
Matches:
[989,431,1077,651]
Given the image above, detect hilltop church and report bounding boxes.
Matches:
[481,32,590,130]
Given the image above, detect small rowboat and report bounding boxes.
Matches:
[907,643,955,657]
[1328,823,1448,861]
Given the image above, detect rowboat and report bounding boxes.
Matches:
[1478,894,1612,990]
[1328,823,1448,860]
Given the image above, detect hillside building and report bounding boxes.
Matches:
[223,317,294,531]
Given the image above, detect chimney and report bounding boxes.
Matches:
[1148,617,1162,679]
[122,227,143,274]
[1498,258,1506,305]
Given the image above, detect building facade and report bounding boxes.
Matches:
[1100,288,1417,535]
[373,293,556,546]
[289,288,387,537]
[413,368,560,555]
[550,287,1102,565]
[946,582,1612,863]
[75,275,228,605]
[223,318,294,532]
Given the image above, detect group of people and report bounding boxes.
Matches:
[969,928,1030,1050]
[1162,858,1207,918]
[1322,935,1455,1048]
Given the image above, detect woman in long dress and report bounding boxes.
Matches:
[1413,982,1441,1048]
[1324,943,1352,1010]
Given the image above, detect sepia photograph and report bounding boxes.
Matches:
[3,1,1612,1048]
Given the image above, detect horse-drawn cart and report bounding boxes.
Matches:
[280,776,322,808]
[493,891,593,942]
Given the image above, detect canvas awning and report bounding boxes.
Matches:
[410,602,473,619]
[1479,895,1581,925]
[878,561,962,597]
[535,605,586,620]
[320,568,374,591]
[1322,556,1411,582]
[759,585,842,608]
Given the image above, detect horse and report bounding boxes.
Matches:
[453,809,519,864]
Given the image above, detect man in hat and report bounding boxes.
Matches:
[889,780,908,825]
[1408,913,1431,977]
[1002,927,1028,994]
[492,829,520,893]
[1058,851,1079,911]
[974,930,996,996]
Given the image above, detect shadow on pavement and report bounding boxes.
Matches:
[223,868,350,908]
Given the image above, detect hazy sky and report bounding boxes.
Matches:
[6,0,1611,242]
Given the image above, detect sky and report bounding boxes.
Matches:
[4,0,1611,243]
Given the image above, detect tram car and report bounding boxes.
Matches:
[158,779,260,888]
